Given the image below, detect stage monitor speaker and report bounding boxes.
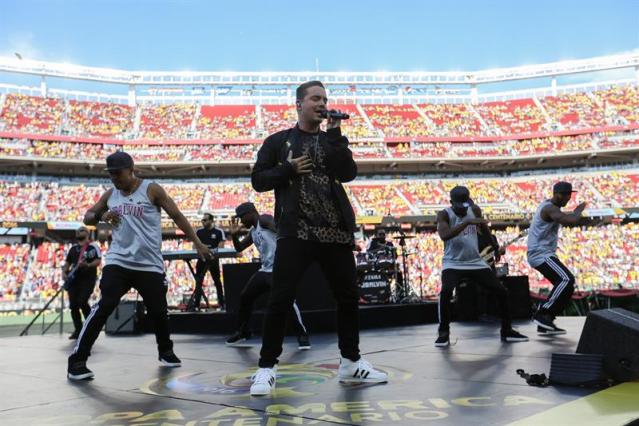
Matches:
[576,308,639,382]
[549,353,603,386]
[106,300,144,334]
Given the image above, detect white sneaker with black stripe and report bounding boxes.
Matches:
[250,366,277,396]
[338,357,388,383]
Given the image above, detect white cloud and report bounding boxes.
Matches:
[1,32,42,60]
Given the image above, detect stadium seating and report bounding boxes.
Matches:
[475,98,547,134]
[139,103,196,139]
[0,94,64,134]
[362,104,430,137]
[419,103,482,137]
[197,105,256,139]
[66,100,134,137]
[540,92,607,129]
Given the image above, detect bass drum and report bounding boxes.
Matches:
[358,270,391,304]
[374,246,396,270]
[355,252,374,272]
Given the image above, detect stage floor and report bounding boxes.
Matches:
[1,317,638,426]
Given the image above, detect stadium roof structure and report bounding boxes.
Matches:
[0,53,638,104]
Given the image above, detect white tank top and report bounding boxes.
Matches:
[442,207,489,270]
[527,200,560,268]
[104,180,164,274]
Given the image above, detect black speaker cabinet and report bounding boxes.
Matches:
[105,300,144,334]
[549,353,603,386]
[223,261,334,314]
[457,275,531,320]
[576,308,639,382]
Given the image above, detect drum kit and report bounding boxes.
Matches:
[356,234,418,304]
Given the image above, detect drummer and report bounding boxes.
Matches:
[367,228,396,255]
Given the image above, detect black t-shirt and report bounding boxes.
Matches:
[197,227,226,249]
[66,242,101,282]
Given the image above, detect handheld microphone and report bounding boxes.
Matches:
[319,110,350,120]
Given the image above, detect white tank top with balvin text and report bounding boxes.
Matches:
[104,180,164,274]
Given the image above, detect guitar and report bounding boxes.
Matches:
[63,262,82,290]
[63,245,90,290]
[480,229,528,266]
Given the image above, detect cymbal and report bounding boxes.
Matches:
[392,235,416,239]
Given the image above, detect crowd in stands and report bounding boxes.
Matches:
[474,98,548,135]
[420,103,482,137]
[595,85,639,124]
[44,183,105,222]
[349,185,413,216]
[197,105,256,139]
[0,244,30,302]
[540,92,607,129]
[0,94,64,134]
[0,181,46,221]
[6,132,637,163]
[2,170,638,223]
[66,100,134,138]
[2,85,638,142]
[362,104,430,137]
[139,103,196,139]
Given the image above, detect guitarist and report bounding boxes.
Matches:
[434,186,528,347]
[62,227,101,339]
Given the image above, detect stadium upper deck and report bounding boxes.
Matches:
[0,54,638,175]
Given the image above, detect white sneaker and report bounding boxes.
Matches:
[249,366,277,396]
[338,357,388,383]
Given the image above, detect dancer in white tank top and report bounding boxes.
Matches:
[67,151,213,381]
[225,202,310,350]
[434,185,528,347]
[528,181,587,335]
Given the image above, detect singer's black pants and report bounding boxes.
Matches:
[258,238,360,368]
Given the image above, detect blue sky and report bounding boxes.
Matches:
[0,0,637,92]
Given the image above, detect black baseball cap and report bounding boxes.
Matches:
[450,185,473,208]
[234,202,257,218]
[553,181,577,194]
[104,151,134,171]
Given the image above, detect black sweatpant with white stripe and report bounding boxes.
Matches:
[69,264,173,362]
[236,270,307,337]
[534,256,576,317]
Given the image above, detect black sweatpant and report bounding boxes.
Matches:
[534,256,576,317]
[69,264,173,362]
[439,267,511,333]
[259,238,359,368]
[66,280,95,333]
[237,270,307,336]
[195,259,224,307]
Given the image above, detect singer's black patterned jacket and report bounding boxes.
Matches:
[251,124,357,240]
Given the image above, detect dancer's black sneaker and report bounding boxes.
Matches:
[297,334,311,350]
[67,360,94,381]
[501,328,529,342]
[158,350,182,367]
[226,331,250,346]
[533,312,556,330]
[68,330,80,340]
[537,325,567,335]
[434,331,450,347]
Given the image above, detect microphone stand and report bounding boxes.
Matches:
[397,234,411,302]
